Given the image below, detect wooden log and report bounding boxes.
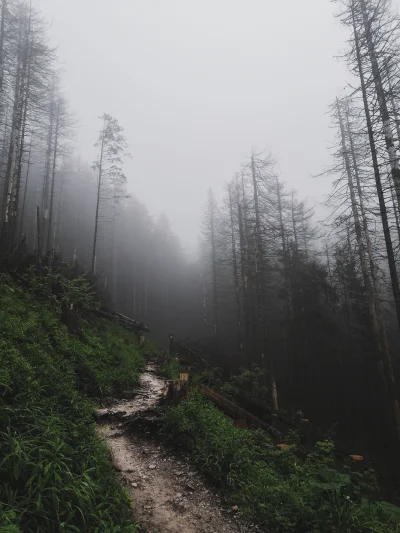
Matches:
[86,307,150,332]
[102,306,151,331]
[174,340,208,367]
[198,384,283,440]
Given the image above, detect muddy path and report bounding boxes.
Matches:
[97,363,261,533]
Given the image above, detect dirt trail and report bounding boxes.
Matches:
[98,363,260,533]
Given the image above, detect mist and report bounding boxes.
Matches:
[4,0,400,529]
[37,0,351,254]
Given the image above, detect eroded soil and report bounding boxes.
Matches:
[98,363,261,533]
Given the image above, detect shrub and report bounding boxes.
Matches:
[159,357,182,380]
[0,274,143,531]
[164,392,400,533]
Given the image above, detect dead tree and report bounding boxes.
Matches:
[91,113,129,273]
[250,153,279,413]
[228,182,242,351]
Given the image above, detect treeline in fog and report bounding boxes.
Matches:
[0,0,200,342]
[3,0,400,476]
[197,0,400,472]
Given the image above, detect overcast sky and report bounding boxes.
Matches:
[36,0,356,255]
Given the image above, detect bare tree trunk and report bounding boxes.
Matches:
[352,5,400,439]
[36,205,41,273]
[31,187,38,250]
[41,82,55,246]
[111,197,117,305]
[352,4,400,329]
[241,173,257,347]
[12,9,32,248]
[202,279,207,323]
[291,192,298,250]
[0,0,7,99]
[209,189,219,336]
[390,184,400,244]
[386,67,400,244]
[360,0,400,212]
[46,100,60,255]
[0,0,7,172]
[302,218,309,260]
[340,250,353,352]
[144,269,148,317]
[238,202,250,351]
[1,19,24,250]
[18,139,31,238]
[251,155,265,351]
[251,155,278,412]
[337,98,384,356]
[228,184,241,351]
[0,0,7,168]
[72,212,78,265]
[276,177,291,368]
[91,117,106,273]
[55,179,64,254]
[276,177,287,255]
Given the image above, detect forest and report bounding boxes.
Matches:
[3,0,400,531]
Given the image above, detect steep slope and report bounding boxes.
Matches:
[0,273,143,532]
[98,364,256,533]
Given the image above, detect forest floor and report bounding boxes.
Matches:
[97,362,262,533]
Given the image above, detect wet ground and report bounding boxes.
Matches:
[97,363,262,533]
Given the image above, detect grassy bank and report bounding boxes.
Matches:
[0,272,144,532]
[164,392,400,533]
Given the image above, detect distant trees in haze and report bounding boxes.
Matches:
[91,113,129,274]
[3,0,400,477]
[0,0,193,344]
[0,0,55,251]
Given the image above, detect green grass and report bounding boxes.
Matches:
[159,357,182,380]
[164,392,400,533]
[0,273,144,532]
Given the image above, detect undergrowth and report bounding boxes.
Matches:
[159,357,182,380]
[0,272,144,532]
[220,365,269,403]
[164,392,400,533]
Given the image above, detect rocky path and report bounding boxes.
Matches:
[97,363,260,533]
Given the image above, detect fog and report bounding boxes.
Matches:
[4,1,400,519]
[37,0,350,255]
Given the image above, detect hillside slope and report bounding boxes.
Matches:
[0,272,143,532]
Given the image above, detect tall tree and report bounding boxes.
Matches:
[91,113,129,273]
[202,188,220,336]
